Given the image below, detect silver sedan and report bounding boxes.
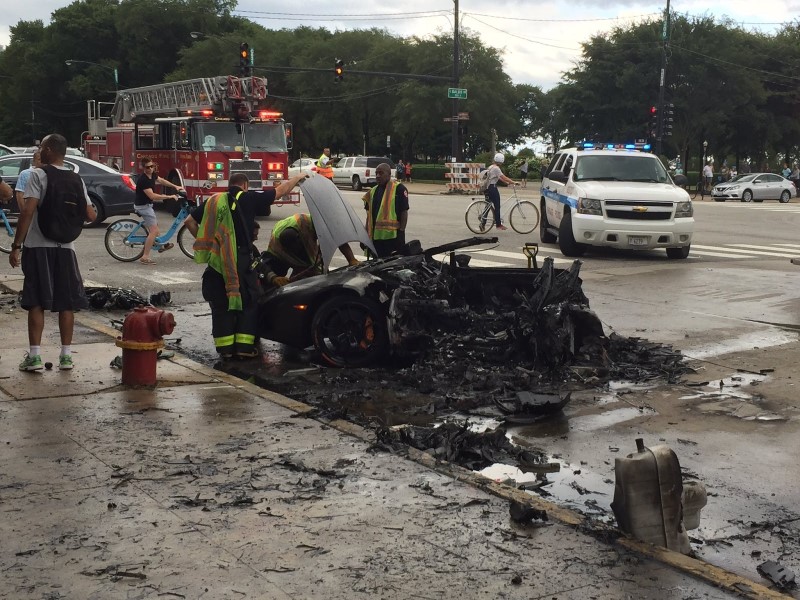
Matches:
[712,173,797,203]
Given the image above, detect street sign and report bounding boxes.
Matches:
[458,112,469,120]
[448,88,467,99]
[443,117,455,122]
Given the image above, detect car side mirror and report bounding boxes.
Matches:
[548,170,567,183]
[752,179,761,184]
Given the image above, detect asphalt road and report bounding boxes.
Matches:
[41,186,800,591]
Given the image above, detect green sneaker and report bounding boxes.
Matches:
[59,354,74,370]
[19,353,43,372]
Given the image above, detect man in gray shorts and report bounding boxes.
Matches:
[8,133,97,372]
[134,157,184,265]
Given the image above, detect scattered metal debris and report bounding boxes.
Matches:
[757,560,796,590]
[85,286,171,310]
[509,500,548,523]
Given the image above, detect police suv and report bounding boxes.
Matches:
[540,143,694,259]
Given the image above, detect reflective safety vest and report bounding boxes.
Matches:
[267,213,321,272]
[193,191,244,310]
[316,153,333,179]
[364,181,399,240]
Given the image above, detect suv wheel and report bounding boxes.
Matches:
[558,210,586,257]
[539,200,557,243]
[352,176,363,191]
[666,246,690,259]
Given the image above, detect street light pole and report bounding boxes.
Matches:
[65,59,119,93]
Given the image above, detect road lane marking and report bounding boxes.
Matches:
[692,244,797,258]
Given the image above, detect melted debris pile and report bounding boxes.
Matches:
[375,421,550,473]
[85,287,172,310]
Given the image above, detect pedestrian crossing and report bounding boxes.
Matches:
[702,202,800,213]
[122,240,800,289]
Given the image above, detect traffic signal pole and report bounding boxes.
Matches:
[452,0,460,162]
[655,0,671,156]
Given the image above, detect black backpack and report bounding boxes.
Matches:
[38,165,87,243]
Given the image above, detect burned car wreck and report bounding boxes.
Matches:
[255,176,610,370]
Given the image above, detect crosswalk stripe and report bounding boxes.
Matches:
[692,244,797,258]
[727,243,800,254]
[689,249,746,258]
[773,243,800,247]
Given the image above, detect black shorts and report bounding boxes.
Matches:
[20,246,89,312]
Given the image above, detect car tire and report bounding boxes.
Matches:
[84,195,105,227]
[558,210,586,257]
[539,200,557,243]
[352,176,363,191]
[666,246,690,259]
[780,190,791,203]
[742,190,753,202]
[311,295,389,367]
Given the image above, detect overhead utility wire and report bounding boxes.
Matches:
[465,15,582,50]
[671,44,800,82]
[464,11,661,22]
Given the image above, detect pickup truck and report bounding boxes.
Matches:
[332,156,395,190]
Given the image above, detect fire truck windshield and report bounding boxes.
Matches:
[196,122,287,152]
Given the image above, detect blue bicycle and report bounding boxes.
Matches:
[104,198,195,262]
[0,207,15,254]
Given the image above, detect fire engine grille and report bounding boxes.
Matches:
[230,159,263,188]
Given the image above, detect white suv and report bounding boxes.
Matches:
[540,144,694,259]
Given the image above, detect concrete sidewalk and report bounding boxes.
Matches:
[0,274,783,599]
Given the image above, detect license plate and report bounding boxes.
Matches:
[628,236,648,246]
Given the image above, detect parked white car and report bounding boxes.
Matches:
[288,157,318,178]
[711,173,796,203]
[540,143,694,259]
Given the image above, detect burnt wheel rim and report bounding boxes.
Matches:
[315,301,382,365]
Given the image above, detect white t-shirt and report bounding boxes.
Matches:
[702,165,713,178]
[486,164,503,185]
[23,166,90,249]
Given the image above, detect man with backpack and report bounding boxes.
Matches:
[8,134,96,372]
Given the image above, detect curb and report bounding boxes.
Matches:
[18,304,793,599]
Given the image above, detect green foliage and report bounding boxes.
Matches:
[0,3,799,168]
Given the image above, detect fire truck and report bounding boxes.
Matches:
[83,74,298,215]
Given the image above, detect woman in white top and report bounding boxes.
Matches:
[485,153,519,230]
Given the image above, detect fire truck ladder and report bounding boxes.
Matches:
[112,75,268,123]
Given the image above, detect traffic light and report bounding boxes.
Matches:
[662,103,675,137]
[334,59,344,82]
[239,42,251,77]
[649,105,659,137]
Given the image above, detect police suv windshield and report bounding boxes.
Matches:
[573,154,670,183]
[196,122,287,152]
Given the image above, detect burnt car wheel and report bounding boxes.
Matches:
[312,296,388,367]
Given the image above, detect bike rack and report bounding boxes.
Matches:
[522,243,539,269]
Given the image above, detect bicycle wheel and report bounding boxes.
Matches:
[0,214,14,254]
[105,219,147,262]
[177,224,195,259]
[509,200,539,234]
[690,183,699,200]
[465,199,495,234]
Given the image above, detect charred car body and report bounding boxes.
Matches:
[254,176,607,369]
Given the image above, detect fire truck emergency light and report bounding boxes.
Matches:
[258,111,282,119]
[207,162,224,170]
[267,162,283,171]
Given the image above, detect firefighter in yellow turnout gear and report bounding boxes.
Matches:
[186,172,308,359]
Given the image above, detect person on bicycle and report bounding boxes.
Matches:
[134,157,184,265]
[701,162,713,199]
[485,153,519,230]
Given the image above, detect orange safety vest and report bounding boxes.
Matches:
[316,153,333,179]
[363,181,400,240]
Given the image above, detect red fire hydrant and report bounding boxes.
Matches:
[115,306,176,386]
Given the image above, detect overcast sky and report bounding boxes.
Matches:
[0,0,793,90]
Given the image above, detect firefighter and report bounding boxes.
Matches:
[315,147,334,179]
[362,162,409,257]
[257,213,358,288]
[185,172,308,360]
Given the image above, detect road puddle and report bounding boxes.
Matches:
[681,372,785,421]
